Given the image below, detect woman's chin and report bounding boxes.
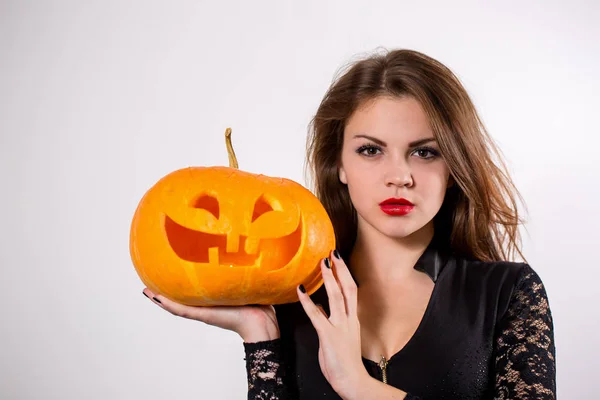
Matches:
[357,212,433,242]
[375,225,419,240]
[374,219,434,242]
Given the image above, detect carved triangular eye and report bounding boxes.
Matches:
[252,195,273,222]
[192,194,219,219]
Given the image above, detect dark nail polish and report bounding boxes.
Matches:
[143,291,149,299]
[153,297,162,304]
[333,249,340,259]
[324,257,331,269]
[299,284,306,293]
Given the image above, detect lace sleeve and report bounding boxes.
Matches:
[493,264,556,399]
[243,339,289,400]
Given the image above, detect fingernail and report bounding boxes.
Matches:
[153,296,162,304]
[299,284,306,293]
[324,257,331,269]
[142,291,149,299]
[333,249,340,259]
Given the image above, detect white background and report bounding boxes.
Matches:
[1,0,598,398]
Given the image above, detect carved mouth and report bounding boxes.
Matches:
[164,215,302,270]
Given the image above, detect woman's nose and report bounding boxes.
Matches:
[384,162,413,188]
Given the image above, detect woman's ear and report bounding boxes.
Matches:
[338,167,348,184]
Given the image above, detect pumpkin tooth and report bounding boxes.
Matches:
[245,237,260,255]
[254,252,263,268]
[208,247,220,266]
[226,233,240,253]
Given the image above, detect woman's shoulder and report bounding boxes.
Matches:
[447,254,549,323]
[450,253,542,288]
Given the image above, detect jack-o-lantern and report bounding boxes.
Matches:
[129,128,335,306]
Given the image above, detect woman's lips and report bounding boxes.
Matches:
[379,204,414,216]
[379,198,415,216]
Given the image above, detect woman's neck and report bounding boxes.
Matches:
[349,222,434,288]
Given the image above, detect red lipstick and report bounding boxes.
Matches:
[379,198,415,216]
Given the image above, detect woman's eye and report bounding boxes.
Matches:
[357,145,382,157]
[413,147,440,159]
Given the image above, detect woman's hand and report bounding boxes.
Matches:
[142,288,280,343]
[296,250,370,398]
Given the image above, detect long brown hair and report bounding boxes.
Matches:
[305,49,526,263]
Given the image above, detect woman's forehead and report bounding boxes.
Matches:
[344,97,434,145]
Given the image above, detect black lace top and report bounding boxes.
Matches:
[242,242,556,399]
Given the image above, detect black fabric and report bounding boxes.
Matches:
[243,240,556,399]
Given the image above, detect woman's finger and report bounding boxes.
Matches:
[297,284,330,334]
[315,303,328,318]
[320,256,347,323]
[142,288,227,327]
[330,250,358,316]
[144,289,197,319]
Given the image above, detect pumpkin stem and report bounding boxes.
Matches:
[225,128,239,169]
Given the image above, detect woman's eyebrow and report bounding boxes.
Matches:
[353,134,436,147]
[409,138,436,147]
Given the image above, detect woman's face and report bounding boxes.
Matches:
[339,96,451,240]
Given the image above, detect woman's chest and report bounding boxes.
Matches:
[358,282,434,362]
[290,313,495,400]
[282,286,498,399]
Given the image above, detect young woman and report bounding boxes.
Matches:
[142,49,556,399]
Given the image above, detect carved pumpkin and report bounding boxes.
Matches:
[129,128,335,306]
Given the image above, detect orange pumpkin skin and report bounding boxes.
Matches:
[130,166,335,306]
